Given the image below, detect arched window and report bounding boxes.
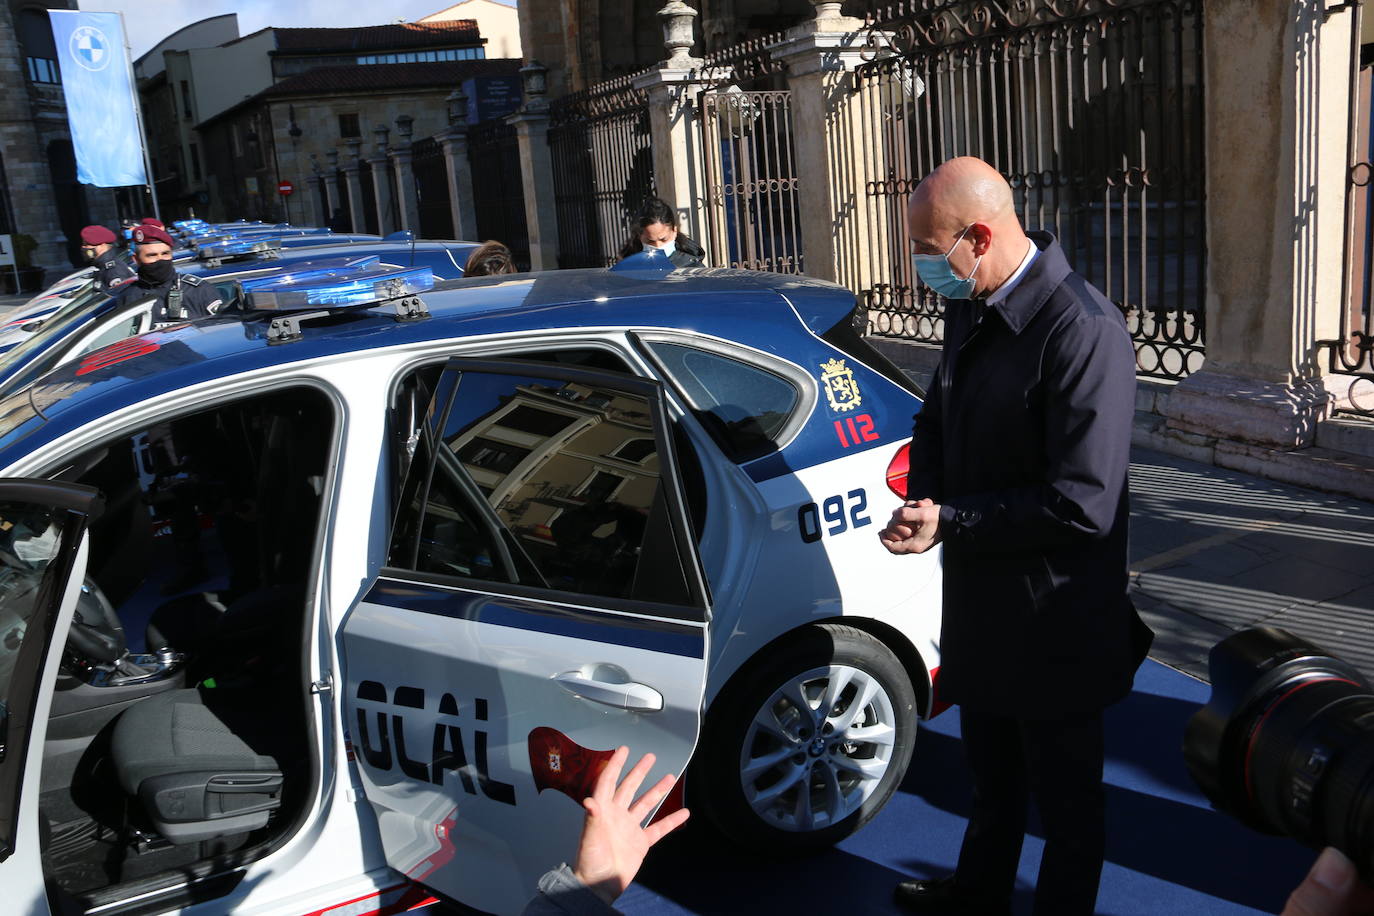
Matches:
[16,9,60,84]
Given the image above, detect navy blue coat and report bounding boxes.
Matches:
[908,232,1151,717]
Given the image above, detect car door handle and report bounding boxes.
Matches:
[554,670,664,712]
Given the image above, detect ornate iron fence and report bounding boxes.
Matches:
[1326,0,1374,416]
[548,76,656,268]
[853,0,1206,381]
[332,170,351,230]
[411,137,454,240]
[467,119,530,269]
[689,33,804,273]
[698,89,804,273]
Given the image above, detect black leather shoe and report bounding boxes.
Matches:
[892,875,1011,916]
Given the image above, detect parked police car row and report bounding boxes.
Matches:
[0,224,942,916]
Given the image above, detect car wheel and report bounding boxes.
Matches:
[695,623,918,851]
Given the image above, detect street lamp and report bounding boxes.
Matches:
[519,60,548,101]
[395,114,414,143]
[345,137,362,163]
[373,123,391,156]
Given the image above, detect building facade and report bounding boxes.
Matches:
[2,0,121,284]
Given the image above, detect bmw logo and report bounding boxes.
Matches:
[70,25,111,72]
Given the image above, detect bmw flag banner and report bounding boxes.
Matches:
[48,10,148,187]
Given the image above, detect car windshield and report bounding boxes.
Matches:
[0,283,112,371]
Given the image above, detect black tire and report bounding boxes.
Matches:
[693,623,918,852]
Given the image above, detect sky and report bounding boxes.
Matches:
[76,0,487,59]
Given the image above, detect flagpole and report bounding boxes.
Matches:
[118,11,160,222]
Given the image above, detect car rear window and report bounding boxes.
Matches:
[645,341,799,463]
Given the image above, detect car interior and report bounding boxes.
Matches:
[37,386,333,910]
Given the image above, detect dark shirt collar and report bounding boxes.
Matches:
[983,230,1071,336]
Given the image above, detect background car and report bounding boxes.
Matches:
[0,264,940,916]
[0,239,485,397]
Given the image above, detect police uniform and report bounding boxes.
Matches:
[79,225,135,294]
[119,225,223,326]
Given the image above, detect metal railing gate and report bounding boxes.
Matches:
[467,120,530,269]
[854,0,1206,381]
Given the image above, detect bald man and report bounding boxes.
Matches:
[879,157,1151,916]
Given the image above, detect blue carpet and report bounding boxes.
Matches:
[621,660,1311,915]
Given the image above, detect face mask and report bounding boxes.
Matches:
[137,258,175,285]
[912,224,981,299]
[643,239,676,259]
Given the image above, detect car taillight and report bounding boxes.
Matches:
[886,442,910,498]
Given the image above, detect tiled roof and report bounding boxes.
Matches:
[259,59,521,98]
[273,22,481,53]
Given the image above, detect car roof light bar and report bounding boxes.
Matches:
[237,256,384,293]
[246,264,435,311]
[197,238,284,264]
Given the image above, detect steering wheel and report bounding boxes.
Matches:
[65,577,126,666]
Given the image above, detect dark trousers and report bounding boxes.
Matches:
[953,707,1106,916]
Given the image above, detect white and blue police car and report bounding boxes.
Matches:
[0,259,942,916]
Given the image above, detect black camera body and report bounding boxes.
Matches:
[1186,626,1374,883]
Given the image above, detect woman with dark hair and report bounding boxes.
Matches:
[464,240,518,277]
[617,197,705,267]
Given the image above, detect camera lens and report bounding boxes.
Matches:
[1185,626,1374,881]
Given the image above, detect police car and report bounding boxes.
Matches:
[0,229,391,347]
[0,240,484,397]
[0,260,941,916]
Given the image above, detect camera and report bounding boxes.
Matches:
[1185,626,1374,883]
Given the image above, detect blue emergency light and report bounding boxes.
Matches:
[237,256,383,296]
[196,238,284,263]
[245,264,434,311]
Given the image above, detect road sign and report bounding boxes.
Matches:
[278,180,295,196]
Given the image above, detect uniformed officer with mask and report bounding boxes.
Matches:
[79,225,135,294]
[117,224,222,326]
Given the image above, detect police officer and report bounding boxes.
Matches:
[117,224,222,326]
[79,225,135,294]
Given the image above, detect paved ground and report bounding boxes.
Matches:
[1130,447,1374,683]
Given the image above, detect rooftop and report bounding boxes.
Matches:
[259,58,520,99]
[272,22,481,54]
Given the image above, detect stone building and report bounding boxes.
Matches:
[423,0,522,59]
[493,0,1374,498]
[1,0,120,284]
[197,57,520,226]
[135,19,517,224]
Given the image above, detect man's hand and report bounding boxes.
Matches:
[878,498,943,555]
[1282,847,1374,916]
[571,746,690,906]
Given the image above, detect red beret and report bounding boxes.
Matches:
[79,225,117,246]
[131,225,175,247]
[139,217,165,229]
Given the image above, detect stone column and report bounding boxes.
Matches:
[391,147,421,234]
[321,173,337,226]
[767,10,876,285]
[508,107,559,269]
[368,157,395,236]
[342,163,366,234]
[632,48,709,247]
[436,126,479,240]
[1163,0,1354,450]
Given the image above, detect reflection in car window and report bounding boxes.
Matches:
[0,505,66,706]
[389,368,692,606]
[646,342,798,463]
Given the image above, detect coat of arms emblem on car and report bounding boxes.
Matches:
[820,358,863,412]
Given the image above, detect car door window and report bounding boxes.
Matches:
[0,484,98,863]
[643,341,800,463]
[73,308,147,359]
[389,362,701,611]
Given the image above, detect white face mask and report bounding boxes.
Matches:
[643,239,676,259]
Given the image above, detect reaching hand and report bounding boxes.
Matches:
[1281,847,1374,916]
[571,746,690,906]
[879,498,943,555]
